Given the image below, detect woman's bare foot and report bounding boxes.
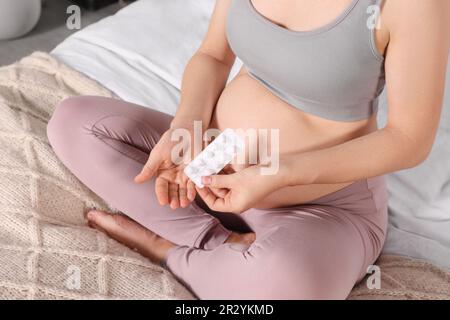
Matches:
[85,210,256,264]
[225,231,256,246]
[86,210,175,265]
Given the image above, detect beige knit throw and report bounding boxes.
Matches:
[0,52,448,300]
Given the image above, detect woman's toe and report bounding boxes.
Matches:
[87,210,149,250]
[85,209,174,263]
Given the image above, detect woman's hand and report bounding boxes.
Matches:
[196,165,284,214]
[134,125,197,209]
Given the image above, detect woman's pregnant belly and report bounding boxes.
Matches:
[209,67,378,209]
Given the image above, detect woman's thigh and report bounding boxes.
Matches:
[48,96,173,151]
[166,205,378,299]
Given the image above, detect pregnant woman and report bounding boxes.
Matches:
[47,0,450,299]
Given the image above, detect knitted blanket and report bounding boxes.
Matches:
[0,52,193,299]
[0,52,448,300]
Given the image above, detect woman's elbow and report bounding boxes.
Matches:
[402,138,435,169]
[386,126,435,169]
[406,146,432,168]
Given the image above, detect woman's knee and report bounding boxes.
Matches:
[47,96,104,148]
[48,97,87,142]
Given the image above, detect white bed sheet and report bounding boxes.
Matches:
[52,0,450,270]
[52,0,241,115]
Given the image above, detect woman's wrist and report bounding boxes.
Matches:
[170,116,209,131]
[169,118,195,130]
[278,153,316,187]
[257,158,293,191]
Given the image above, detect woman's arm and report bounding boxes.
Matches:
[134,1,235,206]
[170,0,236,131]
[281,0,450,186]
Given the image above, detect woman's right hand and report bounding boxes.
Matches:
[134,125,197,209]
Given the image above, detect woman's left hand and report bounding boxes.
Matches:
[195,165,283,214]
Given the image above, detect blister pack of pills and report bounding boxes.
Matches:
[183,128,245,188]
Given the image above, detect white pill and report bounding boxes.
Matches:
[225,145,235,155]
[202,167,216,176]
[184,166,194,175]
[204,150,215,160]
[184,128,245,188]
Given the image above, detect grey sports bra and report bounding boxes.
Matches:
[226,0,386,121]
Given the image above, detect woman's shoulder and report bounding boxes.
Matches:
[382,0,450,39]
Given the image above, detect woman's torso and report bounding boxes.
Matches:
[209,0,390,209]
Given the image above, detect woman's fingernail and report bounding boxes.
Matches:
[202,176,211,185]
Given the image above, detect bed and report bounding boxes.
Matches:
[0,0,449,299]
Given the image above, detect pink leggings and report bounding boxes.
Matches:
[47,96,388,299]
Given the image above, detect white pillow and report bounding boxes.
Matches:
[53,0,242,115]
[378,58,450,270]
